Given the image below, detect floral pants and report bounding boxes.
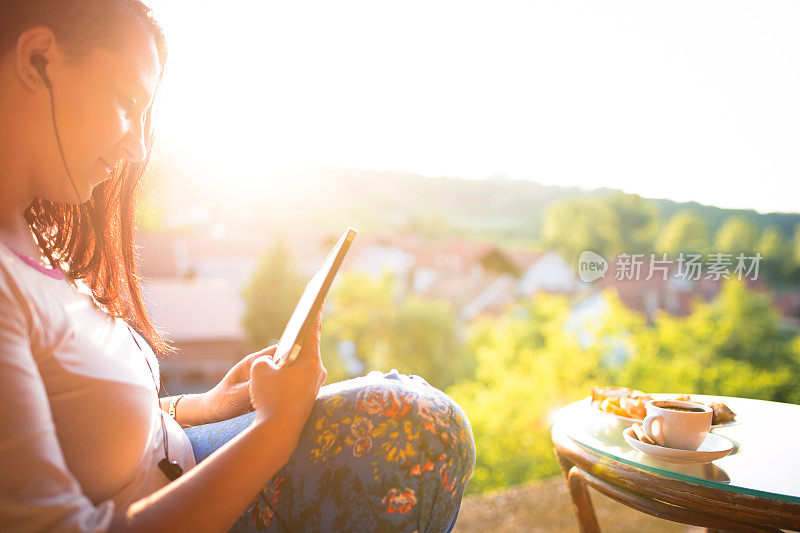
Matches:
[183,370,476,532]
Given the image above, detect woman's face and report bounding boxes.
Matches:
[28,24,161,203]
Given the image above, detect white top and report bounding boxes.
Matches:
[0,245,196,532]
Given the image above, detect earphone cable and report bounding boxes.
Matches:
[44,87,84,205]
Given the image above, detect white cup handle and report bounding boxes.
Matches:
[643,414,665,446]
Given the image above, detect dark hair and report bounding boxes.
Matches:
[1,0,170,354]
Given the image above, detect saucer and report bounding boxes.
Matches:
[622,427,733,464]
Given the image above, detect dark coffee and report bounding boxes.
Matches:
[660,406,705,413]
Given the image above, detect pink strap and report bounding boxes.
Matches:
[0,241,65,280]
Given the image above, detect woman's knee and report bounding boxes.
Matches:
[238,371,475,531]
[305,369,476,497]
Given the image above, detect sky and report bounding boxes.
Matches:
[149,0,800,214]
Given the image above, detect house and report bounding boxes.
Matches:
[511,250,578,298]
[594,261,723,320]
[349,234,576,320]
[349,233,422,292]
[138,229,328,315]
[592,255,782,321]
[138,229,580,388]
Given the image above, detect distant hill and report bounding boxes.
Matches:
[150,165,800,249]
[268,168,800,247]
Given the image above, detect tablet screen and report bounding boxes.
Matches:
[273,227,357,366]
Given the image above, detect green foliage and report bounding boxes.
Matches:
[241,256,471,389]
[656,210,710,255]
[238,218,800,498]
[541,192,799,283]
[319,271,396,379]
[386,295,473,388]
[606,193,660,253]
[542,192,658,263]
[542,198,619,263]
[447,292,642,493]
[240,237,307,350]
[757,227,795,284]
[793,223,800,265]
[450,281,800,495]
[320,271,472,390]
[714,216,760,254]
[619,281,800,403]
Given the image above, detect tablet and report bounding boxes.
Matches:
[272,227,357,366]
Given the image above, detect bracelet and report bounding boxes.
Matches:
[168,394,187,423]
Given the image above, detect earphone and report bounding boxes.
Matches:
[31,54,183,482]
[30,54,52,89]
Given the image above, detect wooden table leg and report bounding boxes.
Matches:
[567,467,602,533]
[557,452,601,533]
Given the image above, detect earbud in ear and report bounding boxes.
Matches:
[30,55,52,90]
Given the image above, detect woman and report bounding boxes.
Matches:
[0,1,475,532]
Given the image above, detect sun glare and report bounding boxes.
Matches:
[148,0,800,213]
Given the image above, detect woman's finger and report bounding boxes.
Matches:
[243,344,278,363]
[251,353,280,375]
[253,345,276,359]
[238,345,279,376]
[261,344,278,357]
[254,344,278,363]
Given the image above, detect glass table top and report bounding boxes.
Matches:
[553,395,800,504]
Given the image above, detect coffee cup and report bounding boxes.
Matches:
[643,400,712,450]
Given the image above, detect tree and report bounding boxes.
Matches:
[756,227,794,284]
[541,192,658,264]
[541,197,618,263]
[618,280,800,403]
[321,271,471,390]
[386,295,472,390]
[447,291,643,494]
[320,270,397,382]
[450,280,800,495]
[605,192,660,254]
[714,216,760,255]
[241,236,307,350]
[656,210,710,255]
[794,223,800,266]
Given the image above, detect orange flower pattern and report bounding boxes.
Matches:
[351,417,373,457]
[248,476,285,529]
[382,488,418,514]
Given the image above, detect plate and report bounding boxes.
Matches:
[622,427,734,464]
[591,398,738,429]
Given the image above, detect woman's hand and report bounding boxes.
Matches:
[249,307,327,439]
[201,345,279,424]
